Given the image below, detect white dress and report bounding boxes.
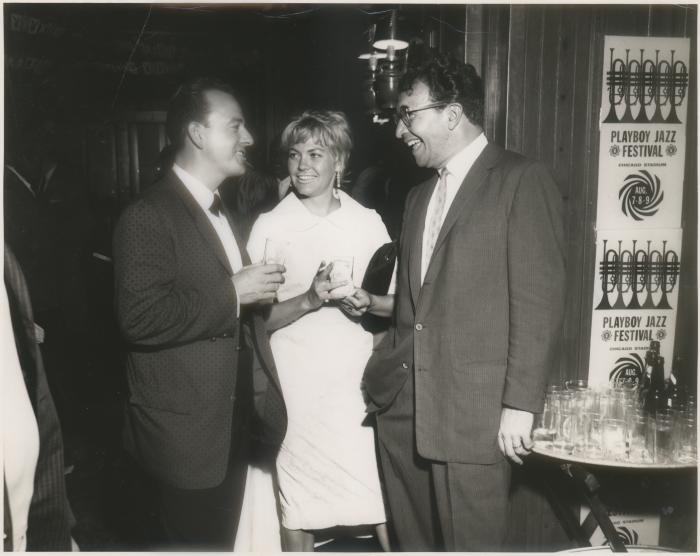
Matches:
[246,191,390,531]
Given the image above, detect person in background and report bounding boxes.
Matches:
[221,168,281,241]
[357,54,566,551]
[3,245,75,551]
[245,110,391,551]
[112,77,286,550]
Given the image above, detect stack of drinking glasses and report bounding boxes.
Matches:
[533,381,697,465]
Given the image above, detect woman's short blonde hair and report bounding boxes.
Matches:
[280,110,353,175]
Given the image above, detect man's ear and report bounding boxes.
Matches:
[446,103,464,131]
[187,121,205,149]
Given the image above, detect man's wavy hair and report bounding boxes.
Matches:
[399,55,484,128]
[166,77,238,151]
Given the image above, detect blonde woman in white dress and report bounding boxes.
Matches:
[247,110,391,551]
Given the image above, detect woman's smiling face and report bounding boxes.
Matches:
[288,138,337,199]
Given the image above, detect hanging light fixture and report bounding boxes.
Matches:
[372,9,409,52]
[358,50,386,116]
[357,10,409,118]
[374,44,406,111]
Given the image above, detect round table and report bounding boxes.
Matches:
[530,447,696,552]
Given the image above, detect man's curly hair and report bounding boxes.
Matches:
[399,54,484,128]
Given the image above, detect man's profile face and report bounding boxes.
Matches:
[199,89,254,179]
[395,80,452,169]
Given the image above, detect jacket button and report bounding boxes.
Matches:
[415,323,423,331]
[210,337,217,342]
[401,362,409,369]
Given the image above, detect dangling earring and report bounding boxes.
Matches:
[333,170,341,199]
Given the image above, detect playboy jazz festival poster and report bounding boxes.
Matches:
[584,36,689,546]
[589,36,689,390]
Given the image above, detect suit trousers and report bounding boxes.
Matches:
[376,372,511,552]
[157,346,253,550]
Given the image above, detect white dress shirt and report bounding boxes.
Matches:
[1,282,40,551]
[421,133,488,284]
[172,164,243,313]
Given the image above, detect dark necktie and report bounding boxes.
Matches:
[209,194,223,217]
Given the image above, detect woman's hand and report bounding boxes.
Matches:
[304,262,349,310]
[339,288,373,317]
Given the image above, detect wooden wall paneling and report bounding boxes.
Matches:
[519,6,546,161]
[572,8,606,382]
[647,4,678,36]
[556,6,598,383]
[436,5,467,62]
[603,5,651,36]
[536,6,561,171]
[505,5,527,154]
[505,8,597,550]
[550,6,575,195]
[675,62,697,386]
[670,6,697,386]
[481,5,509,147]
[464,4,483,72]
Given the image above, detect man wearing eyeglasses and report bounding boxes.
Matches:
[361,55,566,550]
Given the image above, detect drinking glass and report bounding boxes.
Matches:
[533,400,556,449]
[599,393,614,421]
[582,412,603,459]
[553,398,574,454]
[328,256,354,298]
[570,412,588,455]
[602,418,627,461]
[565,379,588,392]
[653,412,674,464]
[674,416,696,464]
[264,238,290,265]
[619,398,638,425]
[627,414,651,463]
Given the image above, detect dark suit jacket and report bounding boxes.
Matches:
[4,246,74,551]
[363,143,566,464]
[113,170,286,490]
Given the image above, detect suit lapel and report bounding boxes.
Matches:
[408,179,435,308]
[170,171,235,276]
[216,205,280,393]
[222,205,251,266]
[433,144,502,255]
[422,144,504,285]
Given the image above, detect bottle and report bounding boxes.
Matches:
[639,341,657,411]
[641,341,665,415]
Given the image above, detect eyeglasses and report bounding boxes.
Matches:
[393,102,449,128]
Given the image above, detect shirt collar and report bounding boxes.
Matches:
[172,163,216,214]
[274,189,357,232]
[442,132,488,185]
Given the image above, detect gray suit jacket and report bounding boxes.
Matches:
[113,170,286,489]
[363,143,566,464]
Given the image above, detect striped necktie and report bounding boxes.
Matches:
[424,168,448,266]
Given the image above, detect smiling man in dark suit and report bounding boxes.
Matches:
[360,56,566,551]
[113,77,286,549]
